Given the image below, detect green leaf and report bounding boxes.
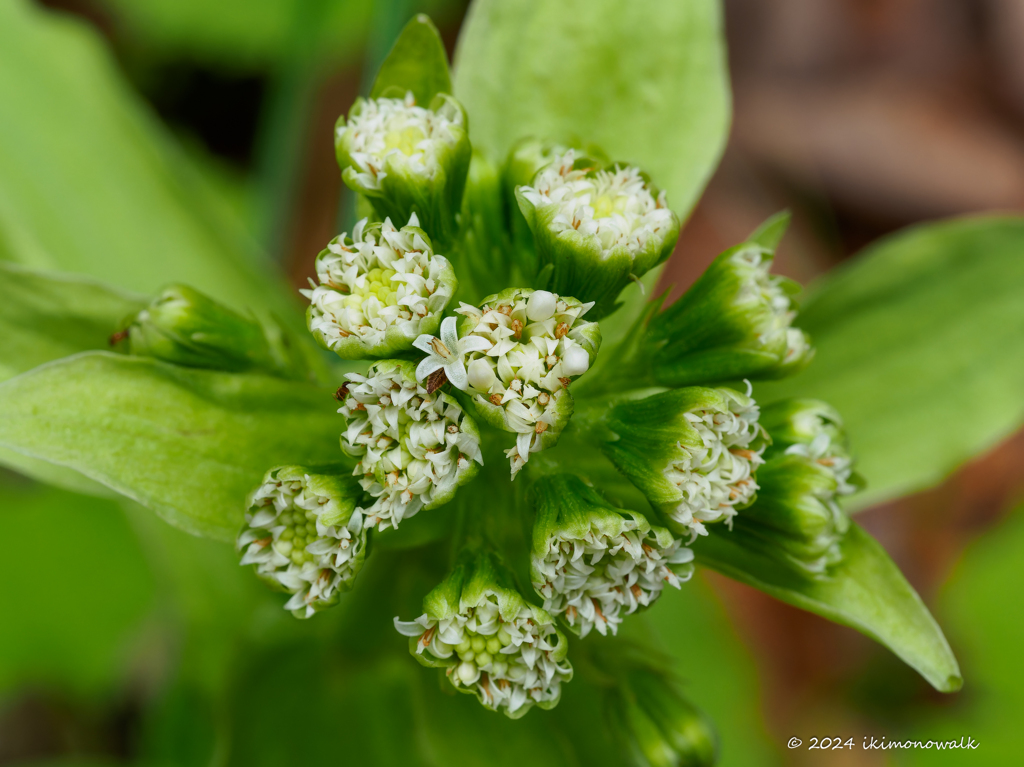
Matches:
[0,262,146,384]
[371,14,453,104]
[756,216,1024,509]
[0,352,346,541]
[0,0,299,319]
[0,482,155,696]
[693,521,962,693]
[452,0,731,217]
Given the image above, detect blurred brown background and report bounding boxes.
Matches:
[20,0,1024,764]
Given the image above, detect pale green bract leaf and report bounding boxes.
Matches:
[692,522,962,693]
[452,0,731,218]
[0,262,146,384]
[0,353,347,541]
[756,216,1024,510]
[370,14,453,104]
[0,0,301,321]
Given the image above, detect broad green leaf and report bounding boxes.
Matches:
[0,262,146,384]
[756,216,1024,510]
[0,352,346,541]
[693,522,961,693]
[893,504,1024,766]
[0,446,114,498]
[452,0,731,217]
[371,14,453,104]
[0,1,299,320]
[0,482,155,696]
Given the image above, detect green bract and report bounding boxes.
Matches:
[516,149,681,318]
[394,547,572,719]
[238,465,367,618]
[120,283,310,380]
[303,217,457,360]
[530,474,693,637]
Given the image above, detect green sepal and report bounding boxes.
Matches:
[515,158,680,319]
[123,284,310,380]
[306,222,457,360]
[369,14,452,106]
[336,94,471,247]
[759,397,849,460]
[598,387,767,524]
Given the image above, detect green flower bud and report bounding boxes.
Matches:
[338,360,482,531]
[302,216,457,359]
[335,91,470,246]
[609,668,718,767]
[732,398,863,574]
[516,149,680,318]
[593,386,769,539]
[530,474,693,637]
[642,217,813,387]
[237,465,367,619]
[123,284,308,379]
[455,287,601,477]
[394,547,573,719]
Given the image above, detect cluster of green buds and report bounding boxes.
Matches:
[211,15,867,723]
[530,475,694,637]
[237,466,367,618]
[394,548,572,718]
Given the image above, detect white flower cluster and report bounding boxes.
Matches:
[394,594,572,717]
[785,429,858,508]
[339,363,482,531]
[337,91,464,190]
[534,524,694,638]
[665,391,766,538]
[238,473,364,618]
[302,216,453,355]
[733,247,806,363]
[456,289,597,477]
[519,150,675,258]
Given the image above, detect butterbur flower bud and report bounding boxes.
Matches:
[641,224,813,387]
[335,91,470,245]
[594,387,768,540]
[734,398,862,573]
[302,216,457,359]
[608,668,718,767]
[530,475,693,638]
[339,360,482,531]
[454,288,601,478]
[123,284,308,379]
[394,547,572,718]
[237,465,367,618]
[516,149,680,318]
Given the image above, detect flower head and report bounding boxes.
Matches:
[516,149,680,317]
[302,216,457,359]
[642,220,813,386]
[237,465,366,618]
[338,359,482,531]
[394,547,572,719]
[335,91,470,244]
[596,386,769,540]
[530,475,693,638]
[455,288,601,478]
[733,398,863,573]
[412,315,491,390]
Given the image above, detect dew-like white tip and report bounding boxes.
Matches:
[561,346,590,377]
[526,290,557,322]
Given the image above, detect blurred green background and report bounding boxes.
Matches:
[2,0,1023,765]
